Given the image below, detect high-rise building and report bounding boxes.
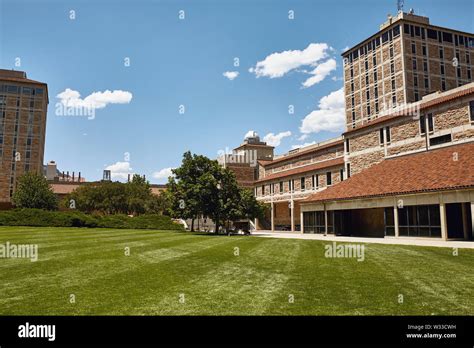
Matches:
[342,11,474,130]
[0,69,48,203]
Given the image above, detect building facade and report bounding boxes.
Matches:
[0,69,48,204]
[253,12,474,241]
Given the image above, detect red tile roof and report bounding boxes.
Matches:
[256,157,344,183]
[303,142,474,203]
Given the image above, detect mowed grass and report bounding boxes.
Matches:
[0,226,473,315]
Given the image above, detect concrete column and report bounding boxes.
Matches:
[254,218,258,231]
[394,205,399,238]
[324,207,328,236]
[271,202,275,232]
[440,203,448,241]
[290,199,295,232]
[300,211,304,234]
[461,203,469,241]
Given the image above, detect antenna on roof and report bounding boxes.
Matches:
[397,0,404,12]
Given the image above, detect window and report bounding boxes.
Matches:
[429,134,452,146]
[382,31,389,43]
[340,169,344,181]
[414,91,419,101]
[312,175,315,188]
[347,163,351,178]
[427,113,434,132]
[441,79,446,91]
[424,77,429,89]
[392,25,400,37]
[316,174,319,188]
[440,63,445,75]
[411,42,416,54]
[373,71,377,82]
[468,69,472,80]
[326,172,332,186]
[427,29,437,40]
[279,181,283,193]
[391,63,395,74]
[415,26,420,36]
[379,128,384,144]
[414,75,418,87]
[467,53,471,64]
[389,47,394,58]
[395,205,441,237]
[412,58,417,70]
[422,45,427,56]
[345,138,350,153]
[261,185,265,195]
[442,32,453,43]
[300,177,305,191]
[386,126,391,143]
[288,180,292,192]
[469,101,474,122]
[367,105,370,115]
[374,86,378,98]
[457,67,461,78]
[391,79,396,90]
[439,47,444,59]
[423,60,428,72]
[365,60,369,70]
[373,56,377,65]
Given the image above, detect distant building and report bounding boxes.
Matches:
[0,69,48,204]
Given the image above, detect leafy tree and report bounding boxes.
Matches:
[126,174,152,215]
[12,172,58,210]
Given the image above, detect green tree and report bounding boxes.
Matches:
[126,174,152,215]
[12,172,58,210]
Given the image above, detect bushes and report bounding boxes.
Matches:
[0,209,184,230]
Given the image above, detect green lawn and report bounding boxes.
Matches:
[0,226,472,315]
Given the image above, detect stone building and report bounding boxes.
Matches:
[254,12,474,241]
[0,69,48,205]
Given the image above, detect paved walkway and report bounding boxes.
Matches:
[252,231,474,249]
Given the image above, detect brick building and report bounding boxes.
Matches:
[0,69,48,205]
[253,12,474,241]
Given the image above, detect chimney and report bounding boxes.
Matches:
[72,171,75,182]
[66,171,70,182]
[78,172,81,181]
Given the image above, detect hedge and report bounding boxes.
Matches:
[0,209,184,230]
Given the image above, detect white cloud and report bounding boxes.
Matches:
[105,161,133,180]
[299,88,345,134]
[57,88,133,109]
[223,71,239,80]
[152,167,175,183]
[291,141,316,150]
[249,43,330,76]
[302,59,337,88]
[263,131,292,147]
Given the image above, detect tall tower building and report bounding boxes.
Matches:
[0,69,48,203]
[342,11,474,130]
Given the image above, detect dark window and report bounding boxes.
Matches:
[345,138,350,153]
[467,53,471,64]
[347,163,351,178]
[379,128,384,144]
[393,25,400,37]
[300,177,305,190]
[427,29,437,40]
[365,60,368,70]
[422,45,427,56]
[279,181,283,193]
[374,71,377,81]
[411,42,416,54]
[469,101,474,121]
[316,174,319,188]
[404,24,410,34]
[429,134,452,146]
[326,172,332,186]
[396,205,441,237]
[22,87,33,95]
[261,185,265,195]
[367,105,370,115]
[420,115,426,134]
[415,26,421,36]
[441,79,446,91]
[414,75,418,87]
[389,47,394,58]
[442,32,453,43]
[412,58,417,70]
[386,126,391,143]
[382,31,389,43]
[468,69,472,80]
[373,56,377,65]
[439,47,444,59]
[421,27,425,39]
[424,77,429,88]
[312,175,315,188]
[340,169,344,181]
[423,60,428,72]
[457,67,461,78]
[428,113,434,132]
[440,63,445,75]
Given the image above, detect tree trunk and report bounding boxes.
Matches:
[191,218,195,232]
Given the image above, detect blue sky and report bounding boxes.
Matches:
[1,0,473,182]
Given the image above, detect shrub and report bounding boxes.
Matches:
[0,209,183,230]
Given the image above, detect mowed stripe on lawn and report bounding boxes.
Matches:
[0,227,472,315]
